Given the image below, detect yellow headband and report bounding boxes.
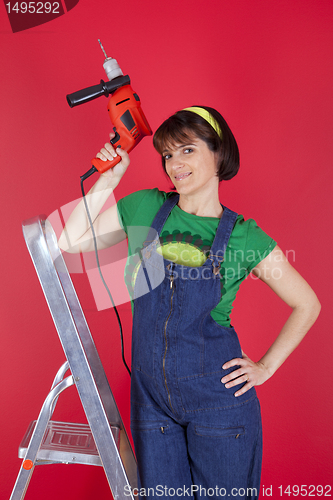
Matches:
[182,106,222,139]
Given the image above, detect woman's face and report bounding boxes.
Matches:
[163,136,219,196]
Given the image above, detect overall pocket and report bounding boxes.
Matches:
[194,424,245,438]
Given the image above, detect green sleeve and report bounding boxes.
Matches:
[117,188,170,263]
[117,189,152,234]
[243,218,277,272]
[117,188,170,235]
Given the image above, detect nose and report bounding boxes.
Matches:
[168,154,185,170]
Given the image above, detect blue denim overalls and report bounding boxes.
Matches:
[130,194,262,500]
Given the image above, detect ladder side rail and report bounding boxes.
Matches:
[50,361,70,416]
[51,361,70,390]
[10,376,74,500]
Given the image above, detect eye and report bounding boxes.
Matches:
[184,148,193,154]
[163,154,172,161]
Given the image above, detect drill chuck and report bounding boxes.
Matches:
[103,57,124,81]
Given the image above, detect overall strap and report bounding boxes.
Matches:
[151,193,180,234]
[143,193,180,247]
[207,206,238,273]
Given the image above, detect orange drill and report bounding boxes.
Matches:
[66,40,152,177]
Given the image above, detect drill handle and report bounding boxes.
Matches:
[91,155,122,173]
[91,127,122,173]
[66,75,130,107]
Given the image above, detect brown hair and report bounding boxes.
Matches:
[153,106,240,181]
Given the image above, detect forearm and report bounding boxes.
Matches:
[221,248,321,397]
[221,294,320,397]
[259,297,321,376]
[58,139,130,253]
[58,173,119,252]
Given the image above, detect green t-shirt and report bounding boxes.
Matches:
[117,188,277,327]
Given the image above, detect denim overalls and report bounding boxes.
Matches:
[130,194,262,500]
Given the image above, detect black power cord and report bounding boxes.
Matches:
[80,168,131,376]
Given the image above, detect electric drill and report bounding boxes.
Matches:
[66,40,152,175]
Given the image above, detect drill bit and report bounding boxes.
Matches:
[98,39,109,60]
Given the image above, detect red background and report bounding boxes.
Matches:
[1,0,332,498]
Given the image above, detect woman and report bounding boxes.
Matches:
[58,106,320,499]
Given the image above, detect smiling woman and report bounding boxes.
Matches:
[152,107,240,217]
[153,106,240,182]
[161,139,220,211]
[58,105,320,500]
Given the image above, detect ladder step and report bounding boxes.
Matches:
[19,420,120,466]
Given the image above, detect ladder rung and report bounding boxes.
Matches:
[19,420,120,466]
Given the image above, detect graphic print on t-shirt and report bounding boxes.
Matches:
[124,230,210,295]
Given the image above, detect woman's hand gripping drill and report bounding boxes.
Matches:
[96,131,131,182]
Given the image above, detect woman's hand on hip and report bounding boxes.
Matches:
[221,351,271,397]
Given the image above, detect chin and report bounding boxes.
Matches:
[174,186,190,195]
[176,182,198,195]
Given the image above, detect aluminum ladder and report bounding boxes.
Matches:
[10,216,137,500]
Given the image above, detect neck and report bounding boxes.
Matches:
[177,190,223,217]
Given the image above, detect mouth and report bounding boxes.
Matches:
[174,172,192,181]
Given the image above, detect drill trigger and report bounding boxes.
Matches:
[110,127,121,145]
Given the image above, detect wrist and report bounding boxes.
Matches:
[96,172,118,191]
[258,358,277,378]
